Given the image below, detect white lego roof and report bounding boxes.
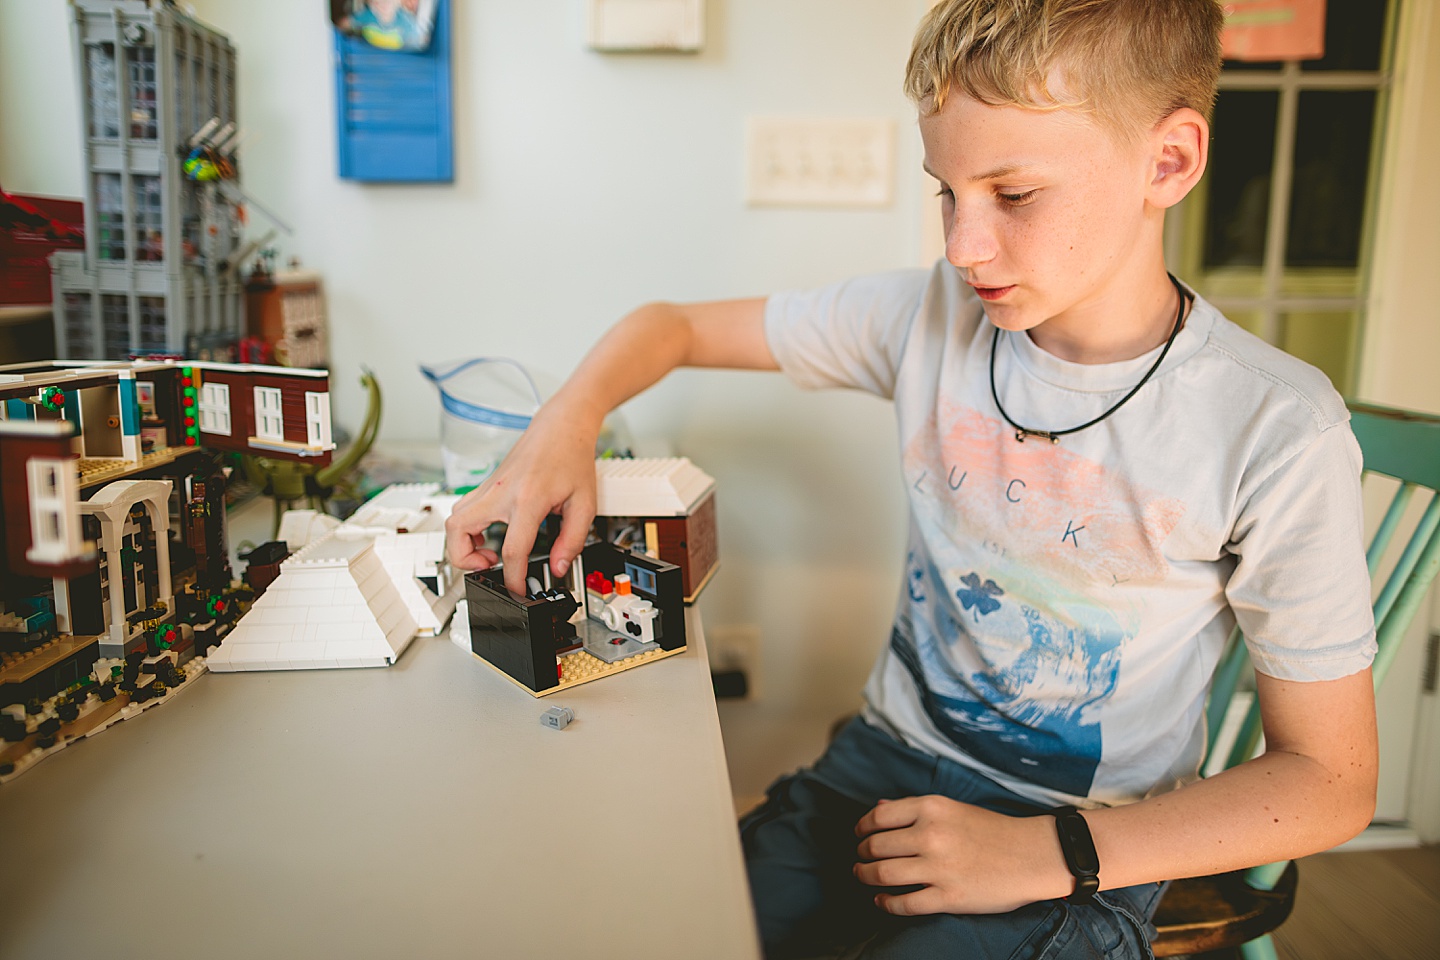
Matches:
[209,484,464,672]
[594,458,714,517]
[207,542,419,672]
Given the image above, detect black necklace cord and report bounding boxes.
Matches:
[989,274,1189,443]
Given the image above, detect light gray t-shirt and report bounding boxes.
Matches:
[764,263,1377,808]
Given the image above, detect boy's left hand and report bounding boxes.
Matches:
[853,796,1071,915]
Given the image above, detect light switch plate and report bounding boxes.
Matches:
[587,0,704,52]
[745,117,895,208]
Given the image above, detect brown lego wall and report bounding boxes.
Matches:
[0,430,94,581]
[652,490,718,600]
[195,368,332,466]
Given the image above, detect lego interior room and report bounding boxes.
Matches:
[1,1,1438,958]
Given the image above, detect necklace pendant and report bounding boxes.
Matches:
[1015,429,1058,444]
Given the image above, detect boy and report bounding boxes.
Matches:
[446,0,1379,956]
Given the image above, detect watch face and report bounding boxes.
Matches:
[1057,810,1100,875]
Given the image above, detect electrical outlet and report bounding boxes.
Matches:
[709,623,761,699]
[745,117,894,208]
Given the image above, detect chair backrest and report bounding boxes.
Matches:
[1204,401,1440,771]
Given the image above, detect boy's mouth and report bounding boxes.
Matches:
[969,283,1015,302]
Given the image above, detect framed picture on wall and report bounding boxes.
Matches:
[331,0,437,52]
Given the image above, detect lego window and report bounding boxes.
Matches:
[200,382,232,436]
[88,43,119,139]
[128,45,158,140]
[63,293,95,358]
[138,297,167,352]
[101,295,129,360]
[133,178,163,262]
[26,459,73,561]
[95,174,126,261]
[305,392,332,448]
[624,563,658,595]
[253,386,285,441]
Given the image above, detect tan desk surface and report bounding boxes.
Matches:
[0,608,761,960]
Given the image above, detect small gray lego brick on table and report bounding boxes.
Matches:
[541,705,574,730]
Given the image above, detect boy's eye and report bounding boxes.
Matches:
[935,185,954,199]
[998,189,1039,206]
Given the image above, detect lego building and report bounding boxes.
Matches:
[0,358,332,714]
[51,0,243,361]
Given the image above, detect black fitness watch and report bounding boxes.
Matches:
[1050,805,1100,904]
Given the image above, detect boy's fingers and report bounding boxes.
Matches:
[549,493,596,578]
[874,887,945,917]
[855,827,919,863]
[856,796,920,836]
[446,504,499,569]
[500,504,548,595]
[852,856,926,890]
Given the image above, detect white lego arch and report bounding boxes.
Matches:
[78,479,174,654]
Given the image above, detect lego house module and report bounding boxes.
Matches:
[0,358,333,782]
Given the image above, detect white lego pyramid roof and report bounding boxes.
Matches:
[208,483,465,672]
[207,541,419,671]
[594,457,714,517]
[374,530,463,637]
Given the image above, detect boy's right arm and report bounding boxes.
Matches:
[445,298,775,596]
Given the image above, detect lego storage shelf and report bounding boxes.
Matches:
[0,607,761,960]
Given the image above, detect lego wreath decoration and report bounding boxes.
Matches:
[37,385,65,412]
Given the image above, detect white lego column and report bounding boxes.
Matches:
[118,373,142,463]
[52,577,73,634]
[142,491,173,618]
[99,516,127,650]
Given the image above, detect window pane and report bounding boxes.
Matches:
[102,294,131,359]
[1203,92,1278,268]
[1302,0,1387,72]
[128,45,158,139]
[134,176,164,262]
[88,44,119,139]
[95,173,126,260]
[1285,91,1375,268]
[1282,311,1358,395]
[64,292,95,358]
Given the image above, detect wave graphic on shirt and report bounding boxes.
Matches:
[891,554,1125,796]
[882,404,1187,796]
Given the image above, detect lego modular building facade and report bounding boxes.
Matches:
[53,0,244,361]
[0,359,332,760]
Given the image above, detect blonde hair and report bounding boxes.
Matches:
[905,0,1223,137]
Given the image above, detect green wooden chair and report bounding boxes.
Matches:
[1152,401,1440,958]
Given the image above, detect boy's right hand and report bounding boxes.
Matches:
[444,399,602,597]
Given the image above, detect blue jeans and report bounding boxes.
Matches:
[740,717,1166,959]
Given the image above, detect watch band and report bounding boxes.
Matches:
[1050,805,1100,904]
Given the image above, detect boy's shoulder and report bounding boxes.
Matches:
[1183,296,1351,436]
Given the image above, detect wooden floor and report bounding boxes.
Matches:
[1270,845,1440,960]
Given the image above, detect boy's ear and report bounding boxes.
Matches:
[1147,108,1209,209]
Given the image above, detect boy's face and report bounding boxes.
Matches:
[920,95,1166,343]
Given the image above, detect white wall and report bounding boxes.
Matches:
[0,0,929,796]
[0,0,83,195]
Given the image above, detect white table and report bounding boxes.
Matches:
[0,608,761,960]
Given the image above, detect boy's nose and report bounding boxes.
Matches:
[945,212,998,268]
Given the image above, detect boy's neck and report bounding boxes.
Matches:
[1024,265,1187,366]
